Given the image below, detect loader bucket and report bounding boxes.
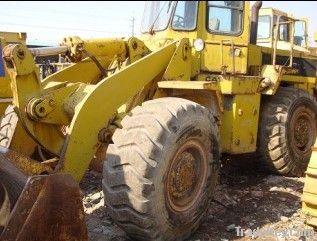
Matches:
[302,140,317,227]
[0,147,87,241]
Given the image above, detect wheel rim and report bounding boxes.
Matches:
[166,139,208,213]
[289,106,316,156]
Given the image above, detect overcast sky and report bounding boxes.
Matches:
[1,1,316,46]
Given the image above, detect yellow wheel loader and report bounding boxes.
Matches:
[1,1,317,240]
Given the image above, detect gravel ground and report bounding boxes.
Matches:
[80,160,316,241]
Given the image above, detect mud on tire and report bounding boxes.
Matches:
[258,87,317,177]
[102,97,220,241]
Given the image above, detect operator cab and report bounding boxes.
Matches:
[141,1,199,33]
[141,1,245,38]
[141,1,249,74]
[257,8,309,53]
[141,1,244,34]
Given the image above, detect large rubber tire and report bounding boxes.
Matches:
[258,87,317,177]
[0,105,18,148]
[103,97,220,241]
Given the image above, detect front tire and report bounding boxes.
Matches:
[103,97,220,241]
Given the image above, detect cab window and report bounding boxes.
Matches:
[141,1,174,33]
[257,15,271,39]
[275,16,289,41]
[171,1,198,30]
[294,21,306,47]
[207,1,243,34]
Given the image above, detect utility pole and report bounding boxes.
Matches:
[130,17,135,36]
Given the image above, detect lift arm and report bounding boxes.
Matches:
[2,38,189,181]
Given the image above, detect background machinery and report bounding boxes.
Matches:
[0,32,26,114]
[257,7,310,53]
[0,31,44,168]
[1,1,317,240]
[302,139,317,228]
[0,32,72,162]
[302,30,317,231]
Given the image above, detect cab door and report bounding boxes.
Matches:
[201,1,250,74]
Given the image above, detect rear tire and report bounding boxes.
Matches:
[258,87,317,177]
[102,97,220,241]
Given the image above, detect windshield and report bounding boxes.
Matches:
[171,1,198,30]
[141,1,174,33]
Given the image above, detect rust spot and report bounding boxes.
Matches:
[165,139,208,213]
[1,174,87,241]
[0,147,53,176]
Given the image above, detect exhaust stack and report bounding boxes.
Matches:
[250,1,263,45]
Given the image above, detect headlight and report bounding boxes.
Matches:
[193,38,205,52]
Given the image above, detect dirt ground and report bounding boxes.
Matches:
[80,159,316,241]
